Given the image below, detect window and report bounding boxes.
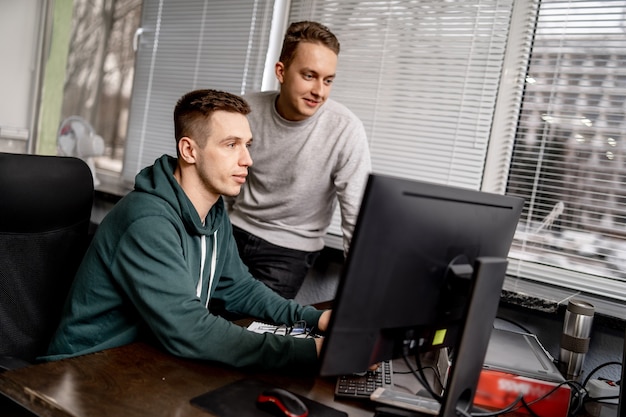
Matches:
[122,0,626,314]
[288,0,626,312]
[122,0,274,182]
[287,0,520,241]
[61,0,143,173]
[0,0,46,154]
[505,0,626,311]
[290,0,516,189]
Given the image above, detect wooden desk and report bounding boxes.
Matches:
[0,342,374,417]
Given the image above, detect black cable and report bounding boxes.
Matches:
[402,351,480,417]
[402,350,548,417]
[415,361,444,391]
[419,341,619,417]
[566,379,587,417]
[401,351,443,403]
[493,316,533,334]
[473,378,584,417]
[394,365,438,377]
[519,397,543,417]
[469,393,524,416]
[581,360,621,389]
[399,342,607,417]
[522,379,583,417]
[576,360,622,415]
[570,384,588,417]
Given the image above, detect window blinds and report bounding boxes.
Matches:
[288,0,516,236]
[289,0,515,188]
[122,0,274,182]
[505,0,626,303]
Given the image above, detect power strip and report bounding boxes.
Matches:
[587,379,620,404]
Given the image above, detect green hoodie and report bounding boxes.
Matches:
[44,155,322,371]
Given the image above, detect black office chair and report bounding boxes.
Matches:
[0,152,94,370]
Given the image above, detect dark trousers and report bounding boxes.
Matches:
[232,225,320,299]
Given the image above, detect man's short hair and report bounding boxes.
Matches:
[279,21,340,68]
[174,89,251,150]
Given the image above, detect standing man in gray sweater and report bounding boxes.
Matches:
[227,21,371,299]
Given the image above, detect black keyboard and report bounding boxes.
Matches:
[335,360,394,399]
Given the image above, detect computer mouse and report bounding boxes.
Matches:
[256,387,309,417]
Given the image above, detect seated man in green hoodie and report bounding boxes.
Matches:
[43,89,330,372]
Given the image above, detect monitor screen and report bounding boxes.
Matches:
[319,174,523,415]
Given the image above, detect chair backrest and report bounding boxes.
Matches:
[0,152,94,363]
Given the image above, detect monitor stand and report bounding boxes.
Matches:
[370,257,509,417]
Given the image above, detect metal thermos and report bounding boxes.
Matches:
[559,299,594,380]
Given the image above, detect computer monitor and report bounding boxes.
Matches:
[319,174,524,417]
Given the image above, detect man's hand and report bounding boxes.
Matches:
[314,310,331,357]
[317,309,331,332]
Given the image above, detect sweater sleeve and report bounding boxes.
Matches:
[334,118,372,255]
[111,217,321,371]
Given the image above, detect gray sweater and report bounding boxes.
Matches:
[229,91,371,253]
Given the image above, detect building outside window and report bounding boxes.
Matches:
[506,1,626,310]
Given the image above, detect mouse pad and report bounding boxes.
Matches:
[190,378,348,417]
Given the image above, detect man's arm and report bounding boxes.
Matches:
[314,309,332,355]
[334,120,372,254]
[112,217,319,370]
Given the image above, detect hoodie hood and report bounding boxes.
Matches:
[134,154,224,237]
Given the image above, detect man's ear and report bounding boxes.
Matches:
[178,136,196,163]
[275,61,285,84]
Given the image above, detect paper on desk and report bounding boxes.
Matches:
[246,321,311,338]
[247,321,287,335]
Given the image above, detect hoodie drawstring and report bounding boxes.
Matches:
[196,231,217,308]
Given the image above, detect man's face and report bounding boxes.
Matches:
[194,111,253,200]
[275,42,338,121]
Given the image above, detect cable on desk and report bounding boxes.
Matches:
[470,378,584,417]
[581,360,621,389]
[469,393,524,417]
[393,363,443,394]
[519,397,542,417]
[399,339,615,417]
[567,379,588,416]
[408,366,587,417]
[580,360,622,411]
[401,351,443,403]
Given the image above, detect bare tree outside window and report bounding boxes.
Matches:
[61,0,143,173]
